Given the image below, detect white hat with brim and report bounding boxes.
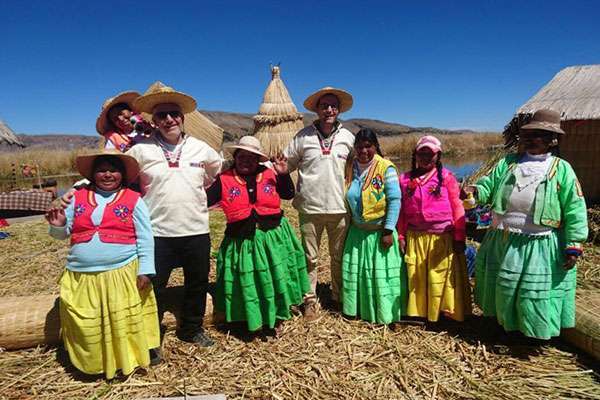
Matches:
[133,85,197,115]
[76,150,140,185]
[303,87,353,113]
[225,136,269,162]
[95,91,141,135]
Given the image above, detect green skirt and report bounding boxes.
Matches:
[341,225,407,324]
[215,218,310,331]
[475,229,576,339]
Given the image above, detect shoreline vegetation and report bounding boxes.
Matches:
[0,133,503,181]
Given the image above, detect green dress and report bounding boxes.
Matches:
[215,218,310,331]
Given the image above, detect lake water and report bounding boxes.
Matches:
[391,153,487,181]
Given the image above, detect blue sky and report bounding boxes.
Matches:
[1,0,599,135]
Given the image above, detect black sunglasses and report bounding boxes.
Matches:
[154,110,182,120]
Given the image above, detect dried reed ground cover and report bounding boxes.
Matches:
[2,202,600,399]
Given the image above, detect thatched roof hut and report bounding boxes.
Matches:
[0,119,25,148]
[509,65,600,203]
[253,66,304,156]
[144,81,224,151]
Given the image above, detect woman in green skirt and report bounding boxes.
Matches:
[467,109,588,339]
[206,136,310,333]
[341,128,406,324]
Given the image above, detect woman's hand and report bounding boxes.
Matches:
[460,185,477,200]
[60,189,76,209]
[398,237,406,254]
[453,240,466,254]
[272,153,288,175]
[381,232,394,249]
[45,207,66,227]
[137,275,151,291]
[563,254,579,270]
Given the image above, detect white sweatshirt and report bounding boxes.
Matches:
[284,122,354,214]
[127,135,222,237]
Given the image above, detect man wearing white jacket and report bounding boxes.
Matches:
[284,87,355,321]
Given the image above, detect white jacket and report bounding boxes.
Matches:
[285,122,354,214]
[127,135,222,237]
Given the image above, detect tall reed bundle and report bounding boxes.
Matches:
[143,82,224,151]
[253,66,304,156]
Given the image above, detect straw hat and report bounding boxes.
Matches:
[95,91,141,135]
[520,109,565,135]
[303,87,353,113]
[225,136,269,162]
[76,150,140,185]
[416,135,442,153]
[134,84,197,114]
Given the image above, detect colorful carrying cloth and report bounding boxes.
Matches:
[341,225,407,324]
[59,258,160,379]
[214,218,310,331]
[404,230,471,322]
[475,228,576,339]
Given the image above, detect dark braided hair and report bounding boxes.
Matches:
[409,151,444,196]
[354,128,384,156]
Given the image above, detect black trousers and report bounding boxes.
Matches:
[152,234,211,338]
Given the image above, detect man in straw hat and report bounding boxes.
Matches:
[284,86,355,321]
[127,84,222,348]
[96,91,152,152]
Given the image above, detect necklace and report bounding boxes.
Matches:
[156,134,186,168]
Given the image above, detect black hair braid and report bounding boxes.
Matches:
[432,153,444,196]
[375,142,384,157]
[410,151,417,179]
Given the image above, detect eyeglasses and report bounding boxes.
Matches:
[318,103,339,111]
[154,110,182,120]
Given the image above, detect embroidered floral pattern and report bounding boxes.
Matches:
[263,184,274,195]
[74,204,86,217]
[371,174,383,190]
[113,204,130,222]
[228,187,241,201]
[406,179,418,197]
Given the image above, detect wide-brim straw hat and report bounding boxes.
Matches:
[134,84,197,115]
[225,136,269,162]
[95,91,141,135]
[303,86,353,113]
[76,150,140,185]
[520,109,565,135]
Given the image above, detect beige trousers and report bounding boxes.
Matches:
[299,213,349,303]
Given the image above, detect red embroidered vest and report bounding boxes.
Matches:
[219,168,281,223]
[70,188,139,245]
[103,131,132,152]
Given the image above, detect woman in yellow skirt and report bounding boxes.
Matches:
[46,151,160,379]
[396,136,471,322]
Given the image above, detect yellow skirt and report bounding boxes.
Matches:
[59,258,160,379]
[404,231,471,321]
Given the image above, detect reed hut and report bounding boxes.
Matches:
[513,64,600,204]
[253,66,304,156]
[0,119,25,148]
[144,81,224,151]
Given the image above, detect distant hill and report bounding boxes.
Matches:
[4,112,495,151]
[201,111,490,140]
[14,134,100,150]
